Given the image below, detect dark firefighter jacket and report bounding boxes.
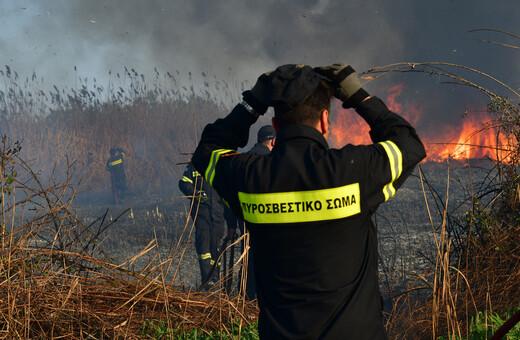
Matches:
[106,151,125,186]
[179,162,223,219]
[248,142,271,155]
[192,97,426,340]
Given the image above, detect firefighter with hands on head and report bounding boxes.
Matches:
[106,147,127,204]
[179,162,225,289]
[191,63,426,339]
[225,124,277,300]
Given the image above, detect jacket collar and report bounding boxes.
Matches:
[251,143,271,153]
[274,124,329,150]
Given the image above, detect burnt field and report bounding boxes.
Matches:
[73,159,497,295]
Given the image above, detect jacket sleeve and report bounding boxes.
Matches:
[178,163,196,197]
[353,96,426,209]
[192,103,259,187]
[191,102,259,217]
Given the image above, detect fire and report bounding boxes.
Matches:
[385,84,421,126]
[427,112,511,162]
[329,83,422,149]
[329,100,371,146]
[329,84,513,162]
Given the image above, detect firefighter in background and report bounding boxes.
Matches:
[225,125,276,300]
[249,124,276,155]
[179,162,225,288]
[106,147,126,204]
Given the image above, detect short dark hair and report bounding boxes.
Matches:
[274,79,333,127]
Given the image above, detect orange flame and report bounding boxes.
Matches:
[329,84,513,162]
[329,84,421,148]
[426,111,511,162]
[329,100,371,146]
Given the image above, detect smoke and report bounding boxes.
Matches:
[1,0,519,140]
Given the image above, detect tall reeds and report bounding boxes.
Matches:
[0,66,247,198]
[375,30,520,339]
[0,134,258,338]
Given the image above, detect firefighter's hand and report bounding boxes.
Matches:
[314,63,370,108]
[195,190,208,203]
[242,71,272,115]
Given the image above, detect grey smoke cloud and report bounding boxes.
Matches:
[1,0,519,140]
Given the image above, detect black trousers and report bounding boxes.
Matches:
[191,205,224,285]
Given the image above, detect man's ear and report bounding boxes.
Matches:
[319,109,329,138]
[272,117,279,133]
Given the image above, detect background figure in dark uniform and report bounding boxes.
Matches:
[249,125,276,155]
[179,162,225,288]
[225,125,276,300]
[106,147,126,204]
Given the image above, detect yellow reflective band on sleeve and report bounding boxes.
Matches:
[109,159,122,167]
[221,197,231,209]
[198,253,212,260]
[180,176,193,184]
[205,149,235,186]
[239,183,361,224]
[379,140,403,201]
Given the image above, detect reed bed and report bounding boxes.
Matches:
[0,136,258,339]
[0,66,247,195]
[383,162,520,338]
[369,31,520,338]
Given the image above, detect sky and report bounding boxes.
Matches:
[1,0,519,150]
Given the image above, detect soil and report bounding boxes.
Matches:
[76,189,207,290]
[73,159,497,295]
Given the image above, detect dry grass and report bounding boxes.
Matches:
[0,136,258,339]
[384,162,520,339]
[372,30,520,339]
[0,257,258,339]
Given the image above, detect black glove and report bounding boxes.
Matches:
[314,63,369,108]
[242,71,272,115]
[195,190,208,203]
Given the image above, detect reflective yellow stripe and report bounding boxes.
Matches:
[109,159,122,167]
[239,183,361,224]
[199,253,212,260]
[221,197,230,209]
[379,140,403,201]
[181,176,193,184]
[205,149,235,186]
